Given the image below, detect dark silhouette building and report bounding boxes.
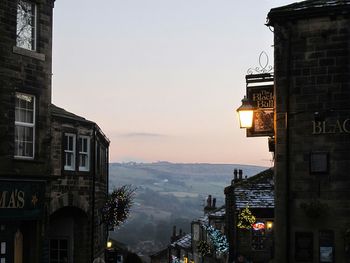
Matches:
[267,1,350,262]
[0,0,109,262]
[225,169,274,263]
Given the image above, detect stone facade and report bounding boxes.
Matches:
[49,104,109,262]
[268,1,350,262]
[225,169,274,263]
[0,1,109,262]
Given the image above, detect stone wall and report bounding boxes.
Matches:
[273,11,350,263]
[0,0,54,177]
[49,116,109,261]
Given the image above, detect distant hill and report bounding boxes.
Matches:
[109,162,267,256]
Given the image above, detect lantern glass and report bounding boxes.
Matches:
[236,96,254,129]
[238,110,254,128]
[107,241,112,248]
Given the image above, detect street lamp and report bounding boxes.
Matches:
[107,241,112,248]
[236,96,255,129]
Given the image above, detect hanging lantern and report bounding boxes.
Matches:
[236,96,254,128]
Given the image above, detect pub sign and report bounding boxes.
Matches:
[246,84,274,137]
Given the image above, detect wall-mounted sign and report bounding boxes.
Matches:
[252,222,265,231]
[246,84,274,137]
[312,119,350,134]
[319,230,334,263]
[0,180,45,219]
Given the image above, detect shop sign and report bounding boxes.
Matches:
[312,119,350,134]
[247,85,274,137]
[0,181,45,219]
[252,222,265,231]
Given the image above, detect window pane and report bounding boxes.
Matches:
[60,240,68,250]
[65,153,71,166]
[50,240,58,249]
[16,0,35,50]
[79,138,82,152]
[68,136,73,151]
[83,138,87,152]
[15,126,33,157]
[50,250,58,260]
[81,155,86,167]
[15,94,34,124]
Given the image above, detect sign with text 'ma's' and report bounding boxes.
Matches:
[0,180,45,220]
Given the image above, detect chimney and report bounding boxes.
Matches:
[171,225,177,242]
[212,198,216,208]
[207,195,212,208]
[179,228,182,237]
[234,169,238,182]
[239,169,243,180]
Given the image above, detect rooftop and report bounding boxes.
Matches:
[229,168,274,209]
[170,233,191,249]
[267,0,350,25]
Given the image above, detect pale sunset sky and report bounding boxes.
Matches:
[52,0,294,166]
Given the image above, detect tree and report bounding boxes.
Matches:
[101,185,136,229]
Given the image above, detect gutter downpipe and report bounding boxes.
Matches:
[285,23,292,263]
[91,125,97,262]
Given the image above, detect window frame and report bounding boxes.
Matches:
[78,135,90,172]
[49,238,69,263]
[63,133,76,171]
[16,0,37,51]
[14,93,36,159]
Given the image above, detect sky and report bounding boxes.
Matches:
[52,0,295,166]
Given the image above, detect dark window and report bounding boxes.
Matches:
[50,239,68,263]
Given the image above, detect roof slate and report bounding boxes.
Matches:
[209,206,226,218]
[233,168,274,209]
[50,104,90,123]
[171,233,191,249]
[268,0,350,24]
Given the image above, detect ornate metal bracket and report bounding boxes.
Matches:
[247,51,273,74]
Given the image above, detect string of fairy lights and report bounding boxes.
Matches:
[202,225,229,254]
[237,206,256,229]
[101,185,136,228]
[171,207,257,263]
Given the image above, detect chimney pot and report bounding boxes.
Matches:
[207,195,212,208]
[234,169,238,183]
[239,169,243,180]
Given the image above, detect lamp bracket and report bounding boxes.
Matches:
[247,51,273,75]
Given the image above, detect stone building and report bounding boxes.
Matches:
[0,0,109,262]
[225,169,274,263]
[267,1,350,262]
[49,104,109,262]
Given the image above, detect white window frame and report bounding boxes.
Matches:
[16,0,37,51]
[64,133,76,171]
[78,136,90,172]
[14,93,35,159]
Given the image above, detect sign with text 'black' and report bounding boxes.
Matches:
[246,73,274,137]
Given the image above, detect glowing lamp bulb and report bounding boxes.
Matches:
[236,96,255,128]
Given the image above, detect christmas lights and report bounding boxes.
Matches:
[197,240,211,256]
[202,225,229,254]
[101,185,136,228]
[237,206,256,229]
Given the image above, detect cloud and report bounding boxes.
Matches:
[117,132,167,139]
